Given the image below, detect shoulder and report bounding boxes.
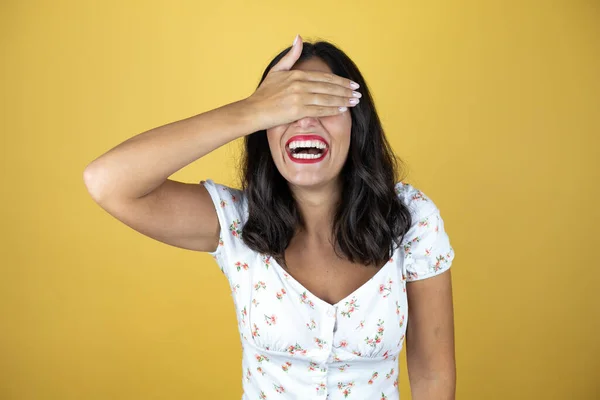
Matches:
[201,179,248,216]
[394,181,440,220]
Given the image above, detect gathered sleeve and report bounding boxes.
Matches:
[200,179,248,277]
[396,182,456,282]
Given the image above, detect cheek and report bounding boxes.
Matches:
[324,116,352,147]
[266,127,287,156]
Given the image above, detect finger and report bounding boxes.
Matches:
[301,70,360,90]
[302,93,360,108]
[296,80,361,99]
[270,34,303,72]
[304,104,351,118]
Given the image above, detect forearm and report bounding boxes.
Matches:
[84,98,259,202]
[407,346,456,400]
[409,375,455,400]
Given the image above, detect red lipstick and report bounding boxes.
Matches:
[285,134,329,164]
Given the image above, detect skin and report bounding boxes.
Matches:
[267,55,456,400]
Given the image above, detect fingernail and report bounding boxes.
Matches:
[350,81,360,89]
[293,34,299,46]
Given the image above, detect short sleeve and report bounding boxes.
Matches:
[396,182,455,282]
[200,179,248,275]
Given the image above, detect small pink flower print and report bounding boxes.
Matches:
[394,378,399,387]
[403,236,421,257]
[340,297,359,318]
[379,278,393,298]
[308,362,326,372]
[337,340,348,348]
[231,284,240,294]
[337,381,355,398]
[274,384,285,394]
[315,383,326,395]
[218,237,224,247]
[240,306,247,326]
[259,391,266,399]
[306,319,316,330]
[368,372,379,385]
[231,194,238,203]
[261,255,271,269]
[300,291,315,309]
[229,219,242,238]
[411,190,427,202]
[252,299,260,308]
[338,363,350,372]
[255,354,270,363]
[398,314,405,328]
[256,366,266,376]
[281,361,292,372]
[276,288,286,300]
[252,323,260,338]
[235,261,249,271]
[264,314,277,326]
[351,350,362,356]
[407,271,419,280]
[254,281,266,291]
[397,334,405,348]
[365,319,385,347]
[286,343,307,356]
[382,350,390,360]
[434,254,449,272]
[386,368,395,379]
[418,217,430,228]
[356,320,365,330]
[332,353,342,362]
[314,337,327,349]
[219,199,227,208]
[245,368,251,382]
[381,393,388,400]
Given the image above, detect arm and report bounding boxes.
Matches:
[83,99,260,252]
[406,269,456,400]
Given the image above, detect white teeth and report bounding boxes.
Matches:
[288,140,327,150]
[291,152,324,159]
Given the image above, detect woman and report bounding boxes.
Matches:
[84,34,456,399]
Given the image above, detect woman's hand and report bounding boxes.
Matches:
[244,34,361,131]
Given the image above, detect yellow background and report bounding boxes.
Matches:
[2,0,599,399]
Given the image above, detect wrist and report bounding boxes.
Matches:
[237,97,266,134]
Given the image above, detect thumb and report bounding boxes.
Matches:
[270,34,303,72]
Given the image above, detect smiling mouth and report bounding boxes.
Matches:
[286,143,329,161]
[284,135,329,161]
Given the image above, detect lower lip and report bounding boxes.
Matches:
[286,148,329,164]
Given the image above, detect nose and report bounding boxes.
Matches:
[293,116,319,128]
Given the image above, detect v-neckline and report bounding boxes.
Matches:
[269,254,395,309]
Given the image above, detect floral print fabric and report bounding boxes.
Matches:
[201,179,455,400]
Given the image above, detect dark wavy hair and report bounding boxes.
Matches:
[239,38,412,267]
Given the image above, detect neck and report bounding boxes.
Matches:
[289,178,343,241]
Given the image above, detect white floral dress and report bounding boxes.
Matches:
[201,179,455,400]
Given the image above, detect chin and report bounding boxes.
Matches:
[281,169,341,189]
